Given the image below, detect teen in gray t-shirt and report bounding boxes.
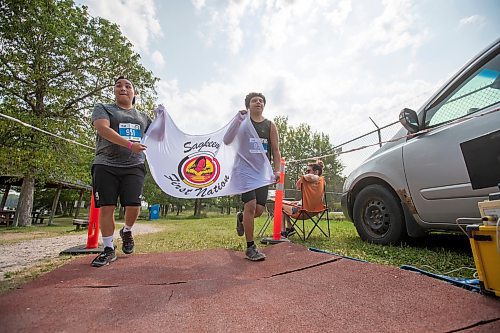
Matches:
[91,103,151,167]
[90,76,152,268]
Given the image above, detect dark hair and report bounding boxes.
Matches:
[308,159,324,176]
[114,76,136,105]
[244,92,266,109]
[114,76,134,86]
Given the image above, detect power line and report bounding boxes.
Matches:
[0,112,95,150]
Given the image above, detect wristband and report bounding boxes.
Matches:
[127,141,133,150]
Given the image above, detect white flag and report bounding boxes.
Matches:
[143,105,274,199]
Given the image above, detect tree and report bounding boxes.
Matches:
[274,116,344,202]
[213,195,240,215]
[193,198,202,217]
[0,0,158,226]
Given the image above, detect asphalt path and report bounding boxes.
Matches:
[0,242,498,332]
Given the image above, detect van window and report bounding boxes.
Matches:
[425,54,500,127]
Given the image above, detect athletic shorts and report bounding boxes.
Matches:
[241,185,269,206]
[92,164,146,207]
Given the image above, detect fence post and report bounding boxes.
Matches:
[369,116,382,147]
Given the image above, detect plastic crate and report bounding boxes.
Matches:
[466,224,500,297]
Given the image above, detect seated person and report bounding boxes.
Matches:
[281,160,325,238]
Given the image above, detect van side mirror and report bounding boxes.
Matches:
[399,108,420,134]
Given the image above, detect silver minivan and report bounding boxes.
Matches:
[341,38,500,244]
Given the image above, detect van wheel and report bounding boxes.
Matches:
[353,185,405,245]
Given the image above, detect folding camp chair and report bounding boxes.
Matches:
[283,176,330,241]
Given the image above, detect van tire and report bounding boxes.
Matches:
[353,184,406,245]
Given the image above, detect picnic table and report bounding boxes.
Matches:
[0,211,48,226]
[73,218,89,230]
[31,211,46,224]
[0,210,15,227]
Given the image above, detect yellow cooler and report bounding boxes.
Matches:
[466,224,500,297]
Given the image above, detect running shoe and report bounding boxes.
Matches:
[245,244,266,261]
[119,227,134,254]
[91,246,117,267]
[286,226,296,237]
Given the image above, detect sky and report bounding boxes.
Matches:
[78,0,499,175]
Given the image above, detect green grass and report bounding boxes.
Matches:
[0,257,73,294]
[0,212,477,294]
[0,217,90,245]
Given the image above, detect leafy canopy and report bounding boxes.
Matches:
[0,0,158,185]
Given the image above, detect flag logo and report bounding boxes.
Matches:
[178,153,220,188]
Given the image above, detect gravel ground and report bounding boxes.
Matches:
[0,223,161,280]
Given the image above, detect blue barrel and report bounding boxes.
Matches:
[149,204,160,220]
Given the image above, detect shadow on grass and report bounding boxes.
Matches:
[405,232,472,254]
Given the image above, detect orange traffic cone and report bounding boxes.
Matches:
[273,158,285,241]
[261,158,289,244]
[86,193,100,249]
[59,191,103,255]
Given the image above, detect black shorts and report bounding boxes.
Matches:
[241,185,269,206]
[92,164,146,207]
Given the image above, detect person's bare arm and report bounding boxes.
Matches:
[303,174,320,183]
[93,119,146,153]
[295,177,303,190]
[223,110,246,145]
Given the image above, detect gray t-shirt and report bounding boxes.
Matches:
[91,103,152,167]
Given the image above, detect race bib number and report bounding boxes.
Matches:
[119,123,141,142]
[249,137,268,153]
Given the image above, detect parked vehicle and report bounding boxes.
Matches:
[341,38,500,244]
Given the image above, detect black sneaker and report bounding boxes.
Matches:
[245,244,266,261]
[119,227,134,254]
[91,246,117,267]
[236,212,244,236]
[286,227,296,237]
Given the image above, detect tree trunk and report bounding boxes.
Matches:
[14,176,35,227]
[62,201,69,216]
[74,190,85,219]
[194,199,203,217]
[48,186,62,226]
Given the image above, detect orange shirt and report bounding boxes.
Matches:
[298,176,325,212]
